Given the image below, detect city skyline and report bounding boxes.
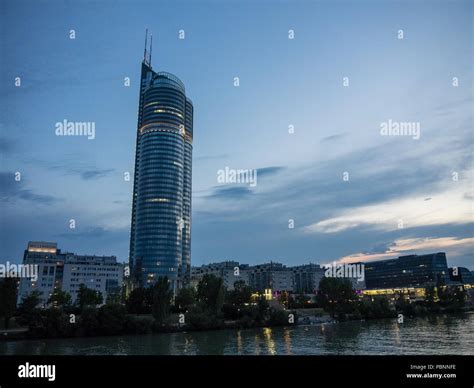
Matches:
[12,239,470,302]
[7,238,472,277]
[1,0,472,270]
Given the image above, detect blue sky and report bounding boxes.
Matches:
[1,0,473,270]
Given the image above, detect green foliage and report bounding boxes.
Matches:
[442,286,467,312]
[47,289,72,309]
[39,308,73,338]
[126,287,152,314]
[317,277,356,318]
[287,292,316,309]
[11,272,468,340]
[197,274,225,315]
[186,306,222,330]
[230,296,270,324]
[221,303,241,320]
[124,315,153,335]
[151,277,173,324]
[424,286,436,306]
[76,284,103,310]
[78,307,99,336]
[395,296,417,317]
[105,289,123,306]
[97,304,127,335]
[278,291,289,308]
[296,291,310,307]
[225,280,252,307]
[17,290,43,327]
[359,297,396,319]
[426,283,466,313]
[0,278,17,329]
[174,286,196,311]
[222,281,253,319]
[256,297,269,323]
[287,295,297,309]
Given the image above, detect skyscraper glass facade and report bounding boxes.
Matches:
[129,57,193,292]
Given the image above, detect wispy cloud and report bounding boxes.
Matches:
[256,166,285,178]
[203,166,284,200]
[320,133,346,143]
[207,186,253,200]
[24,158,115,180]
[79,168,115,180]
[195,154,229,162]
[0,171,61,205]
[303,178,472,234]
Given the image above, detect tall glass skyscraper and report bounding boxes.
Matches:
[129,35,193,292]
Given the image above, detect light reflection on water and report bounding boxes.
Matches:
[1,313,473,355]
[283,327,292,355]
[236,330,242,354]
[263,327,276,355]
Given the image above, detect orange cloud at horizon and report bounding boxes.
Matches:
[336,236,474,265]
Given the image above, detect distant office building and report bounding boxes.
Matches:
[61,254,123,303]
[191,261,366,294]
[129,32,193,293]
[364,252,450,290]
[17,242,62,306]
[449,267,474,285]
[292,264,325,293]
[17,241,123,306]
[248,262,294,293]
[191,261,250,290]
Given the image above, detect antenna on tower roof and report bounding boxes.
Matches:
[149,33,153,66]
[144,28,148,62]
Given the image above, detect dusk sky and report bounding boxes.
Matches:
[1,0,472,270]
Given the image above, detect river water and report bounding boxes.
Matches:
[1,313,473,355]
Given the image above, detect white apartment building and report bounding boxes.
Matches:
[17,241,123,306]
[191,261,250,290]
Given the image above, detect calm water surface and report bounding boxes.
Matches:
[1,313,473,355]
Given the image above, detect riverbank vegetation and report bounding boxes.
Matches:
[315,277,469,321]
[0,275,292,340]
[0,275,470,340]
